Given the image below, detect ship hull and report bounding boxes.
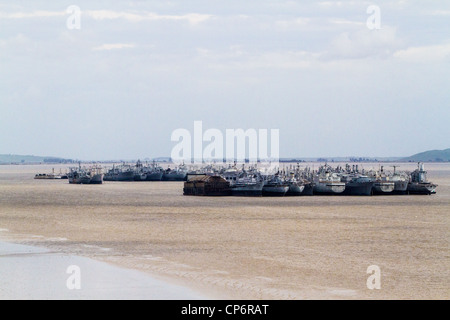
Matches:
[313,183,346,195]
[104,171,134,181]
[343,182,374,196]
[231,183,263,197]
[393,180,408,194]
[133,174,147,181]
[34,175,61,180]
[69,177,90,184]
[117,172,134,181]
[146,172,163,181]
[163,173,187,181]
[285,183,305,196]
[407,183,437,195]
[263,185,289,197]
[89,174,104,184]
[372,182,395,195]
[301,183,314,196]
[69,174,103,184]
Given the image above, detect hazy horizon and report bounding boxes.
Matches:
[2,149,449,163]
[1,1,449,160]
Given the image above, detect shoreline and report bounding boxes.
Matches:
[0,238,208,300]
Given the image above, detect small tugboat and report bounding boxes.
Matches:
[34,168,62,179]
[407,163,437,195]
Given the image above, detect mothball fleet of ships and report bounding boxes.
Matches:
[183,162,437,196]
[35,161,437,196]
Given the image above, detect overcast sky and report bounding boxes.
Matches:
[1,0,449,160]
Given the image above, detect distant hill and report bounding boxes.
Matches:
[402,149,450,162]
[0,154,74,164]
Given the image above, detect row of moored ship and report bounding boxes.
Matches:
[183,162,437,196]
[36,161,437,196]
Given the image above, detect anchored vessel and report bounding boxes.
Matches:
[183,175,231,196]
[283,171,305,196]
[221,165,265,196]
[232,172,264,196]
[145,161,164,181]
[370,166,395,195]
[372,181,395,194]
[68,165,103,184]
[34,168,65,180]
[389,166,409,194]
[133,160,147,181]
[104,164,134,181]
[263,175,289,196]
[313,166,346,195]
[232,180,264,196]
[407,163,437,195]
[301,181,315,196]
[163,164,188,181]
[285,180,305,196]
[342,175,374,196]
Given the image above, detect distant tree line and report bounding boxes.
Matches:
[43,158,75,164]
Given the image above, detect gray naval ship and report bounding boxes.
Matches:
[221,165,264,196]
[162,164,188,181]
[280,163,312,195]
[232,175,264,196]
[388,166,409,195]
[133,160,147,181]
[131,160,165,181]
[369,166,395,195]
[262,174,289,196]
[145,161,164,181]
[104,163,135,181]
[68,165,103,184]
[313,165,346,195]
[296,165,314,196]
[284,173,305,196]
[339,164,374,196]
[407,163,437,195]
[342,175,374,196]
[301,181,315,195]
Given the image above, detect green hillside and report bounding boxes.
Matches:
[0,154,73,164]
[402,149,450,162]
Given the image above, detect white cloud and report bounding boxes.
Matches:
[0,9,213,25]
[0,10,65,18]
[428,10,450,16]
[86,10,213,25]
[92,43,136,51]
[324,26,401,59]
[393,44,450,62]
[86,10,144,22]
[329,18,364,26]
